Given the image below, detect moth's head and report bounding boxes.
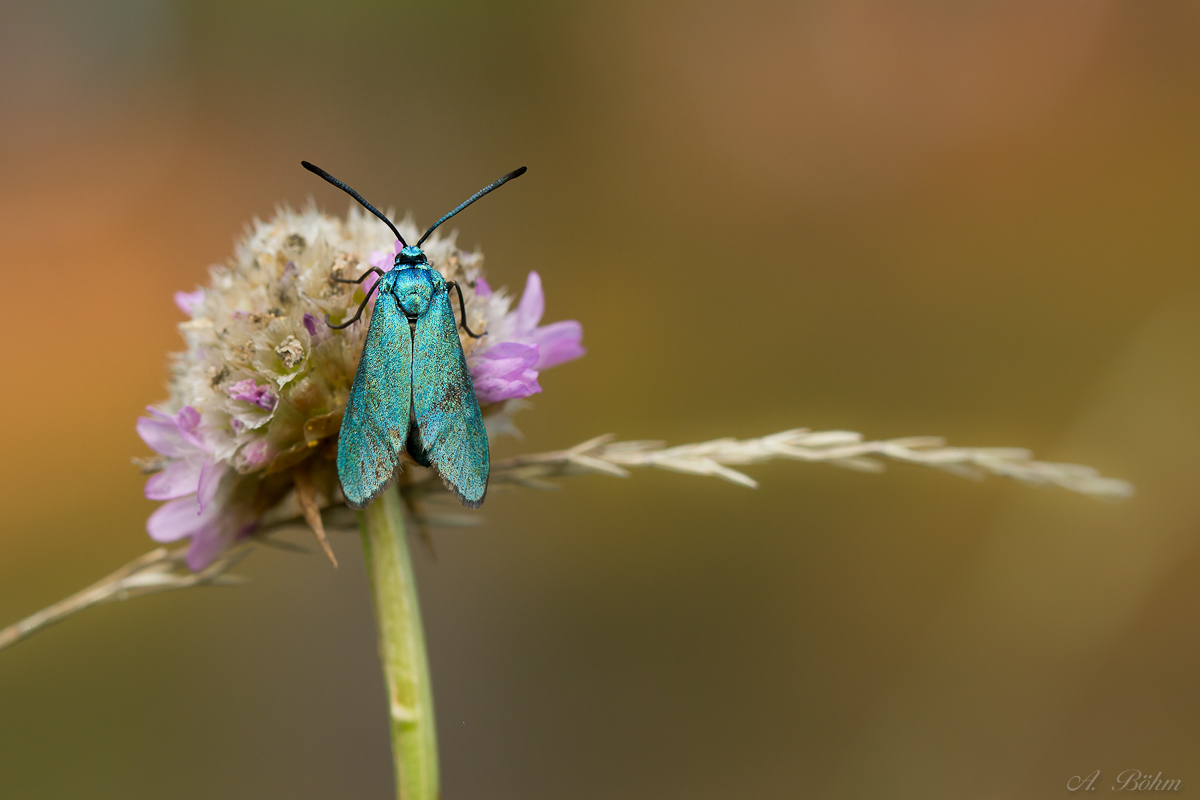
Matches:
[395,245,429,268]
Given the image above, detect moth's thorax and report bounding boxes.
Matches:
[389,267,439,316]
[394,245,430,268]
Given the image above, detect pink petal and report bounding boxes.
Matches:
[530,320,585,370]
[147,496,216,543]
[144,457,204,500]
[136,414,191,458]
[236,439,272,470]
[303,313,320,337]
[475,277,492,297]
[197,460,229,513]
[471,342,540,379]
[363,271,382,297]
[472,357,537,381]
[470,341,543,402]
[188,520,257,571]
[365,243,401,302]
[228,379,277,411]
[368,241,401,269]
[174,289,205,315]
[478,340,539,363]
[514,271,544,332]
[473,373,542,403]
[175,406,205,449]
[186,524,235,571]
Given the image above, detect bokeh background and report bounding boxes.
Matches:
[2,1,1200,798]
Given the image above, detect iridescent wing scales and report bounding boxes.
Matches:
[337,290,412,509]
[412,288,489,507]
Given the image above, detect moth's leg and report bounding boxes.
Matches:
[326,280,382,329]
[446,281,484,338]
[333,267,385,285]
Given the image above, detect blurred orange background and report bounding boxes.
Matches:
[2,2,1200,798]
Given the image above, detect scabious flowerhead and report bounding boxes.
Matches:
[138,205,584,569]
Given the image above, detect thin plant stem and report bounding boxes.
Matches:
[359,484,439,800]
[0,426,1133,654]
[0,544,250,652]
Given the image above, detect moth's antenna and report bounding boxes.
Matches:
[417,166,527,246]
[301,161,407,246]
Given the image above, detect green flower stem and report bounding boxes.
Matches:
[360,485,439,800]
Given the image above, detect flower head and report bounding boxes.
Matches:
[139,205,583,569]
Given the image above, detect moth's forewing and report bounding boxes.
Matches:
[412,288,489,507]
[337,286,413,508]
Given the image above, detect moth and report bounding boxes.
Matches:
[301,161,526,509]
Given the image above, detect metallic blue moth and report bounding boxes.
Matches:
[302,161,527,510]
